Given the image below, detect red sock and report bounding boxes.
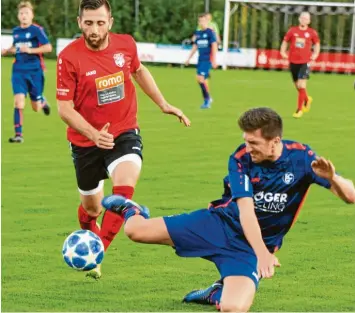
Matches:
[100,186,134,250]
[297,88,308,111]
[77,204,101,236]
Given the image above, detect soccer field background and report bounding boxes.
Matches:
[1,57,355,312]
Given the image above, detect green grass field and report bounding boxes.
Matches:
[1,57,355,312]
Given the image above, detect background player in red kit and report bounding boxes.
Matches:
[56,0,191,279]
[280,12,320,119]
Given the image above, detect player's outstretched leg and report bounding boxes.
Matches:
[102,195,174,246]
[183,279,223,305]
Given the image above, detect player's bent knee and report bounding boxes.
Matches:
[14,96,25,109]
[31,101,42,112]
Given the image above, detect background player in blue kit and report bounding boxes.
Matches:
[1,1,52,143]
[101,107,355,312]
[185,13,218,109]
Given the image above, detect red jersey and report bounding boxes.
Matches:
[56,33,141,147]
[283,26,319,64]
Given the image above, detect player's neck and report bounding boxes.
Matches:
[299,25,308,30]
[20,23,31,28]
[269,142,283,162]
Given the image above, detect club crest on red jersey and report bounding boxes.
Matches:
[113,53,125,67]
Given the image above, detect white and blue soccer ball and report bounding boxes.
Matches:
[62,230,104,271]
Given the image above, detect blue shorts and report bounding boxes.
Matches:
[197,61,212,79]
[12,70,44,101]
[164,208,259,287]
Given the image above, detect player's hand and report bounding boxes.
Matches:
[310,54,318,61]
[19,46,31,54]
[1,48,8,56]
[185,60,190,66]
[93,123,115,149]
[161,103,191,127]
[311,156,336,181]
[280,52,288,59]
[257,251,281,279]
[212,60,218,69]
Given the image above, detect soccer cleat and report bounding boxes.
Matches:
[183,281,223,304]
[200,98,213,109]
[86,263,102,280]
[101,195,150,218]
[303,96,313,113]
[8,135,24,143]
[42,102,51,116]
[292,110,303,119]
[86,223,102,280]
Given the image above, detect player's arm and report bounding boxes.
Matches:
[20,43,52,54]
[185,44,198,66]
[56,55,114,149]
[210,30,218,68]
[311,156,355,204]
[229,155,280,278]
[2,46,16,55]
[132,65,190,126]
[280,29,292,59]
[311,32,321,61]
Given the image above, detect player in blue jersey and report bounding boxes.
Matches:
[185,13,218,109]
[1,1,52,143]
[101,107,355,312]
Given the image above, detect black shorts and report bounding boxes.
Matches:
[289,63,311,82]
[70,129,143,192]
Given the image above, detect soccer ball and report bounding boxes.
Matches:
[62,230,104,271]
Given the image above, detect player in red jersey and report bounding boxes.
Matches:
[280,12,320,119]
[56,0,191,279]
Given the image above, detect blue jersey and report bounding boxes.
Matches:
[12,24,49,71]
[194,28,216,63]
[209,140,331,253]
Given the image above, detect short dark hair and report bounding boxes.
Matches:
[238,107,283,139]
[198,13,207,18]
[78,0,111,16]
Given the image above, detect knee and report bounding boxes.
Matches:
[124,222,144,242]
[296,81,306,89]
[14,98,25,109]
[83,205,101,217]
[220,302,250,313]
[31,101,42,112]
[196,76,205,84]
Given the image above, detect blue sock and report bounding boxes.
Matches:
[122,207,149,222]
[199,82,210,100]
[14,108,23,136]
[209,287,222,304]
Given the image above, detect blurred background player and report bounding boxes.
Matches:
[194,13,221,45]
[102,107,355,312]
[1,1,52,143]
[280,11,320,119]
[185,13,218,109]
[56,0,190,279]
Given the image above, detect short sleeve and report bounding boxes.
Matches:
[56,53,76,101]
[283,29,293,42]
[130,36,141,73]
[228,155,253,200]
[36,26,50,45]
[305,145,331,189]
